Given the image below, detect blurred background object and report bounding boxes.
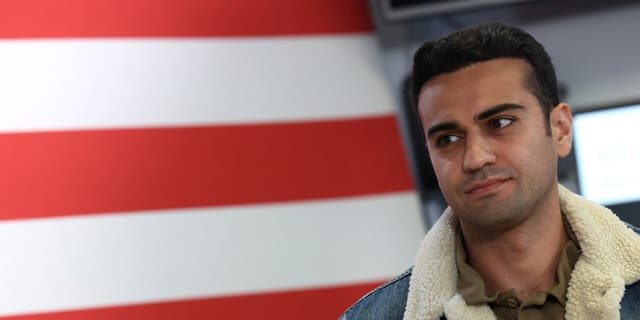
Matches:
[0,0,424,319]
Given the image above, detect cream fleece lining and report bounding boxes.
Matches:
[403,185,640,320]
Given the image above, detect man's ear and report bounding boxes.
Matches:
[550,103,573,158]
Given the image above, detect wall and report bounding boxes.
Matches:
[0,1,424,319]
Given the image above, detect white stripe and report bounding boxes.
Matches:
[0,192,423,316]
[0,34,395,133]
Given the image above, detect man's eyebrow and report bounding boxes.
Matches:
[427,122,459,139]
[426,103,525,139]
[475,103,525,121]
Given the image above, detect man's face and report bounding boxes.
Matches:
[417,58,571,231]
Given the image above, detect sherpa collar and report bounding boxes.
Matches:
[403,185,640,320]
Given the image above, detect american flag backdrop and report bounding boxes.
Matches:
[0,0,425,318]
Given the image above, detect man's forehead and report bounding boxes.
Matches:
[417,58,534,118]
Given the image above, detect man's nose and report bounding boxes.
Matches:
[462,135,496,172]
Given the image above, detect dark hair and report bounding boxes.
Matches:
[411,23,558,133]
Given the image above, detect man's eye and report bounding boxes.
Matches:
[436,135,461,147]
[490,117,514,129]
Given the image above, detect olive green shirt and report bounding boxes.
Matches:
[455,215,581,320]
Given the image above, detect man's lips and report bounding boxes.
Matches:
[465,178,510,195]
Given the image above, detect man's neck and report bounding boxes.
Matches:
[459,200,568,301]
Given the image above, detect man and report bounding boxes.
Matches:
[341,23,640,320]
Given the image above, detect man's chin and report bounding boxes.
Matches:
[456,198,529,231]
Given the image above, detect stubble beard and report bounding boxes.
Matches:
[452,167,556,234]
[460,187,534,232]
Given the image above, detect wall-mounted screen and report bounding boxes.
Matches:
[573,101,640,207]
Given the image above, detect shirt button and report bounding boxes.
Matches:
[506,298,519,308]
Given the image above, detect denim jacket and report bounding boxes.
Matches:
[341,186,640,320]
[341,266,640,319]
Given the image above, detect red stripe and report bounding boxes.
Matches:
[0,0,372,39]
[0,116,413,220]
[0,281,383,320]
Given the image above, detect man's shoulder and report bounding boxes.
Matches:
[620,222,640,319]
[339,268,413,320]
[625,222,640,235]
[622,280,640,318]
